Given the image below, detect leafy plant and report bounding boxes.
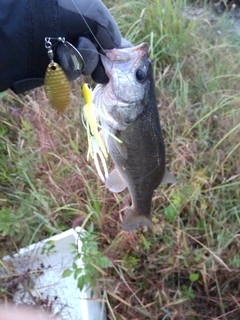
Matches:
[62,224,113,294]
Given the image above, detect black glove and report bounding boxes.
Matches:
[0,0,126,94]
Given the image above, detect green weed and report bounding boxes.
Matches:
[62,225,113,295]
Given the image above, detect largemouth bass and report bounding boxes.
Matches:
[93,43,176,231]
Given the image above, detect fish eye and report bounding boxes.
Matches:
[135,66,147,82]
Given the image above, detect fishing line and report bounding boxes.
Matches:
[69,0,135,100]
[70,0,106,53]
[70,0,143,107]
[68,0,141,126]
[70,0,139,96]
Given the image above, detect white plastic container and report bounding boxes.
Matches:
[1,228,106,320]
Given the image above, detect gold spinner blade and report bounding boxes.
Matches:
[44,62,70,113]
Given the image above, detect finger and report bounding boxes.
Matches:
[91,60,109,84]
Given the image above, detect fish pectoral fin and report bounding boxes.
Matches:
[106,168,127,193]
[161,168,178,184]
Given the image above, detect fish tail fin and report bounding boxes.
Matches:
[122,208,153,231]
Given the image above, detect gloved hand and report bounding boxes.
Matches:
[0,0,129,94]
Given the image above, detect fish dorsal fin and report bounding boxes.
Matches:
[106,168,127,193]
[161,168,178,184]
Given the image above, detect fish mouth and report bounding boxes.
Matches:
[101,43,149,79]
[103,42,148,62]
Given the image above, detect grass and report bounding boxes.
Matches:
[1,0,240,319]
